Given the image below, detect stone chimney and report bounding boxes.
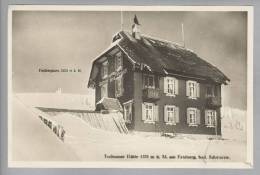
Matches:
[132,15,141,40]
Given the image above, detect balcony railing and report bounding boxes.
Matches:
[206,96,221,107]
[143,88,160,100]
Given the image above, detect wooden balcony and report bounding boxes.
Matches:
[143,88,160,101]
[206,96,221,108]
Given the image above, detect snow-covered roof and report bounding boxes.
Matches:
[88,31,230,87]
[96,97,123,112]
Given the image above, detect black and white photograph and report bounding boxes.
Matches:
[8,5,253,168]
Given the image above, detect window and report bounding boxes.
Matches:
[164,105,179,125]
[186,80,200,99]
[205,110,216,127]
[123,101,133,123]
[142,103,159,123]
[115,52,123,71]
[187,108,201,126]
[206,85,218,98]
[143,74,154,88]
[214,86,218,97]
[145,103,153,121]
[206,86,213,97]
[115,75,124,97]
[101,61,108,79]
[206,85,216,97]
[189,110,196,124]
[101,83,108,98]
[164,77,178,96]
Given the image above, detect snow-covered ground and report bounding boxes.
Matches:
[11,93,247,163]
[11,96,79,161]
[221,107,247,142]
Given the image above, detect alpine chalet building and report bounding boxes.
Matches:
[88,16,230,135]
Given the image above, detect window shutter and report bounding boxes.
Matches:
[174,79,179,95]
[205,110,208,125]
[187,108,190,124]
[155,76,159,89]
[214,110,217,125]
[164,105,168,122]
[154,105,159,122]
[196,82,200,98]
[196,109,201,125]
[164,77,168,93]
[142,103,146,121]
[186,81,190,96]
[175,106,180,123]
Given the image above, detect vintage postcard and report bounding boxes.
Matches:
[8,5,253,168]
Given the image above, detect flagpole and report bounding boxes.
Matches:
[120,9,123,31]
[181,23,185,47]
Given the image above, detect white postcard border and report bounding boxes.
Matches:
[7,5,254,168]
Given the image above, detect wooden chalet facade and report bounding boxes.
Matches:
[88,19,230,135]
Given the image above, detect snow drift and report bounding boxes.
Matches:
[11,97,79,161]
[221,107,247,142]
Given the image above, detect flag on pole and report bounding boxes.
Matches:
[134,15,140,25]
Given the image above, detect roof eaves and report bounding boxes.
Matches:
[165,70,207,81]
[92,40,120,64]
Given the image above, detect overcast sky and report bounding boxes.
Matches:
[12,10,247,109]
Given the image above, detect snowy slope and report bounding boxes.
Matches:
[12,97,79,161]
[40,111,246,162]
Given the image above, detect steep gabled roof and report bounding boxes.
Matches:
[88,31,230,87]
[117,31,230,84]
